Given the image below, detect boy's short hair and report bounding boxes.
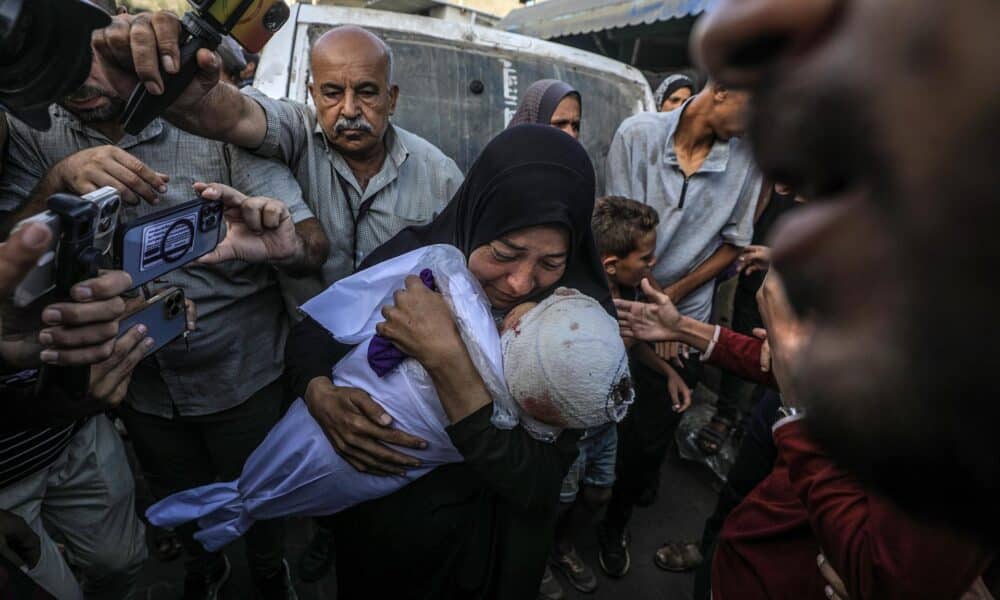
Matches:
[591,196,660,258]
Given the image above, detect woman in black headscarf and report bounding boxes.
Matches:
[284,124,611,599]
[508,79,582,139]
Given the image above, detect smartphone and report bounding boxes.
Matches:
[197,0,290,53]
[82,186,121,256]
[11,211,61,307]
[117,287,187,355]
[114,198,224,290]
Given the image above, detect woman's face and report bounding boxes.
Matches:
[549,95,582,139]
[468,225,570,311]
[660,86,693,112]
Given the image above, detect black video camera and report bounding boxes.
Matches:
[121,0,290,135]
[0,0,111,130]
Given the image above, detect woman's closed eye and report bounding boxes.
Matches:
[489,245,517,262]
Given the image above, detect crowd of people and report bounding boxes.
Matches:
[0,0,998,599]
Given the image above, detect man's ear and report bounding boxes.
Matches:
[388,84,400,116]
[308,80,317,104]
[602,255,619,276]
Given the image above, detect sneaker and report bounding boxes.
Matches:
[296,527,335,583]
[550,546,598,593]
[255,559,298,600]
[537,565,565,600]
[182,554,231,600]
[597,523,631,578]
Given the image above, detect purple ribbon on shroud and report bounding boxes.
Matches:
[367,269,437,377]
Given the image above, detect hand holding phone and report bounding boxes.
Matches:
[193,182,302,265]
[117,287,191,356]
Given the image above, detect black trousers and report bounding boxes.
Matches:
[692,390,781,600]
[603,354,701,532]
[715,287,765,423]
[120,378,287,581]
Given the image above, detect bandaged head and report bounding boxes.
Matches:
[501,288,633,435]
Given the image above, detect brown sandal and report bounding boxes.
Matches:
[654,541,703,572]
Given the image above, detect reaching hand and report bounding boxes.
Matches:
[194,183,304,266]
[48,146,168,205]
[737,245,773,276]
[752,328,772,373]
[757,270,812,405]
[614,278,683,343]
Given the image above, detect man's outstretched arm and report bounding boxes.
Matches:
[94,11,267,148]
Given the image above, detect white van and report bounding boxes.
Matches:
[254,4,655,191]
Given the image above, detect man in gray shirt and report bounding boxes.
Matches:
[158,25,464,315]
[0,49,328,597]
[598,81,761,579]
[605,81,761,325]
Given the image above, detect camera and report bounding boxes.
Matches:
[114,197,224,289]
[84,186,122,255]
[11,187,121,307]
[0,0,111,130]
[121,0,290,135]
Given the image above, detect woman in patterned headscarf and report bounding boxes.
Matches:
[508,79,582,139]
[654,73,695,112]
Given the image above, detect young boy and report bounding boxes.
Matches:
[541,197,691,598]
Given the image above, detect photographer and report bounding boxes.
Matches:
[0,13,329,595]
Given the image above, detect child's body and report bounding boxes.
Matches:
[147,245,631,552]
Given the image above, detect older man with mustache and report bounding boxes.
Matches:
[94,21,464,580]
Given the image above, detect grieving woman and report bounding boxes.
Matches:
[284,124,612,599]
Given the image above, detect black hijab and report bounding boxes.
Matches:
[507,79,580,128]
[362,124,612,313]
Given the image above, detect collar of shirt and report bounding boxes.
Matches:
[662,99,732,174]
[53,106,166,149]
[312,119,410,199]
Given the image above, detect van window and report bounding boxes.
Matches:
[303,24,646,192]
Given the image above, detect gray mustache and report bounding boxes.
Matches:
[334,116,374,133]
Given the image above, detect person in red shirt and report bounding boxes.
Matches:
[615,273,993,599]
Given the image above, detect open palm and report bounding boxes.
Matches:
[614,278,684,342]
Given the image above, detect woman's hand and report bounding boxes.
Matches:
[376,275,464,370]
[304,376,428,476]
[615,278,683,343]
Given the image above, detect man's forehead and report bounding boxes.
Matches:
[312,58,386,83]
[311,29,388,74]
